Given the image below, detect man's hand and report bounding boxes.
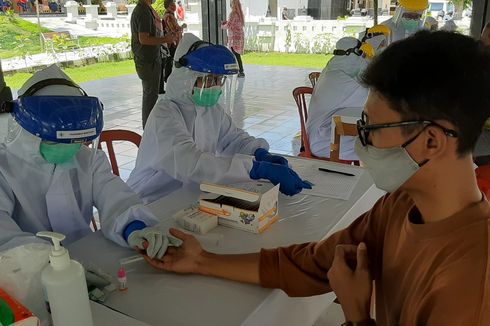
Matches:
[162,32,178,45]
[327,243,372,322]
[143,228,205,274]
[182,23,187,29]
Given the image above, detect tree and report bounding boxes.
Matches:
[450,0,471,20]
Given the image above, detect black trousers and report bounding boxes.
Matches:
[231,47,244,73]
[159,46,176,94]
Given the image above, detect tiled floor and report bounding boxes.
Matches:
[82,64,317,181]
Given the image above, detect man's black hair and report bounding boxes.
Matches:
[164,0,174,9]
[361,30,490,156]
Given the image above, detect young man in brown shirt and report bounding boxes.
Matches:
[143,31,490,325]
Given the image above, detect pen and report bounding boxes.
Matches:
[318,167,355,177]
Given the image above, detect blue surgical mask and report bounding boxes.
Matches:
[191,86,222,107]
[400,18,420,32]
[40,142,81,164]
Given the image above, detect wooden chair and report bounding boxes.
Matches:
[330,115,360,165]
[309,71,321,88]
[292,86,316,158]
[91,130,142,231]
[97,129,142,176]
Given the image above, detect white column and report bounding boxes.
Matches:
[105,1,117,19]
[83,4,99,29]
[64,0,79,23]
[125,4,136,19]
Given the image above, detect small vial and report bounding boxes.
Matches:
[117,266,127,292]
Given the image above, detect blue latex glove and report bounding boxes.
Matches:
[254,148,288,166]
[249,160,312,196]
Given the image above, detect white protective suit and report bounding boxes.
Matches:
[0,66,159,251]
[305,37,369,160]
[127,34,269,203]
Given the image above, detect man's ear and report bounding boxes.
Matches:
[423,125,449,159]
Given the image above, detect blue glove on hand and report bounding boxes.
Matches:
[254,148,288,166]
[249,160,312,196]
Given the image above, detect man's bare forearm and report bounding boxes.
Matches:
[196,252,261,285]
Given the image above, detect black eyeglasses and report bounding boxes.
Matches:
[356,111,458,146]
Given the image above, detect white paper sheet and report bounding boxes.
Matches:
[288,157,364,200]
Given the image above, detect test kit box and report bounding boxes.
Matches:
[198,182,279,234]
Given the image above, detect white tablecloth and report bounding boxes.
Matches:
[69,159,384,326]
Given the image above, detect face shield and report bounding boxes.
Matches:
[394,6,426,32]
[2,78,104,164]
[192,74,227,107]
[175,36,239,110]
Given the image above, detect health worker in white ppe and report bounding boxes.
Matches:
[305,36,384,160]
[0,65,178,260]
[382,0,428,44]
[127,33,311,203]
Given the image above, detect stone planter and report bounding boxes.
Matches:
[105,1,117,19]
[83,4,100,30]
[64,1,79,23]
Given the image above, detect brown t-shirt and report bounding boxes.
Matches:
[260,191,490,325]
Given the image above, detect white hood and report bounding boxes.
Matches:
[166,33,208,106]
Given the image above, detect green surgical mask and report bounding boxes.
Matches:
[191,86,222,107]
[400,18,419,32]
[40,142,81,164]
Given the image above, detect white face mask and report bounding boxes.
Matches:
[354,137,425,193]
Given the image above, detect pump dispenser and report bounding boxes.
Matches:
[37,231,93,326]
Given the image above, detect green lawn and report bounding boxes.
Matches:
[4,52,330,89]
[5,60,137,89]
[0,15,126,59]
[243,52,332,69]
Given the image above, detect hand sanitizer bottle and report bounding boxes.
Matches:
[37,231,93,326]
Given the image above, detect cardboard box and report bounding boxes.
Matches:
[199,182,279,234]
[0,288,40,326]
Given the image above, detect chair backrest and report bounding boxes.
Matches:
[292,86,313,157]
[97,129,142,176]
[309,72,321,88]
[330,115,359,164]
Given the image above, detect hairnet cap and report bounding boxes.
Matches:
[398,0,428,12]
[17,64,80,97]
[335,37,360,51]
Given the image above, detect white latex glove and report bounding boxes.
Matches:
[127,227,181,259]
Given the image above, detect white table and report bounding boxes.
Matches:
[91,301,150,326]
[69,159,384,326]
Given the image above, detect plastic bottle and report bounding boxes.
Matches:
[37,231,93,326]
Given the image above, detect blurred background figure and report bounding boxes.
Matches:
[382,0,428,43]
[176,0,185,22]
[222,0,245,78]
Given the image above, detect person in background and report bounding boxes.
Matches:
[127,34,311,203]
[282,7,289,20]
[381,0,428,43]
[163,0,187,88]
[130,0,178,128]
[176,0,185,21]
[142,31,490,325]
[221,0,245,78]
[0,65,177,260]
[305,37,372,161]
